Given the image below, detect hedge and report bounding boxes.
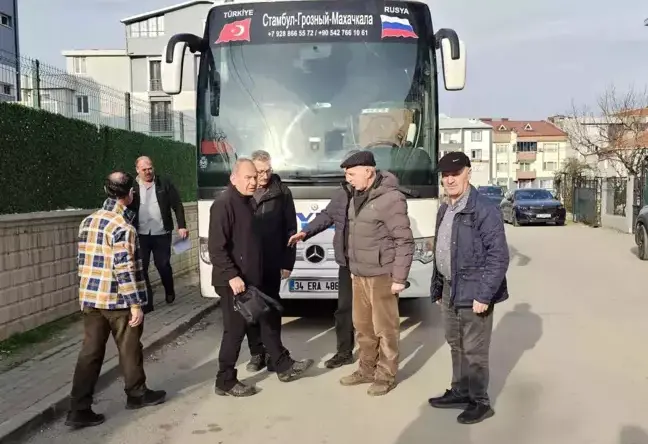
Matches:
[0,102,196,215]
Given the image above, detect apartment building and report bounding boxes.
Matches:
[482,118,569,191]
[439,116,493,186]
[61,0,214,140]
[0,0,19,102]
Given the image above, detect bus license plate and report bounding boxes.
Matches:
[289,280,339,292]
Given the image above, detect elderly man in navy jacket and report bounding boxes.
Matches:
[428,152,509,425]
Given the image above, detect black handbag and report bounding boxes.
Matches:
[233,286,284,325]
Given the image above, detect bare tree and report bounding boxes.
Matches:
[561,85,648,177]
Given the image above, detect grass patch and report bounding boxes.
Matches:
[0,312,83,357]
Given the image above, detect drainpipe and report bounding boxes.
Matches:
[13,0,20,101]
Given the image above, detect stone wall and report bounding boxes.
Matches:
[0,203,198,341]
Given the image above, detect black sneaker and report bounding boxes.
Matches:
[125,389,167,410]
[457,402,495,424]
[324,352,353,369]
[277,359,315,382]
[65,409,106,429]
[165,293,176,304]
[215,381,258,397]
[428,389,471,409]
[246,354,267,372]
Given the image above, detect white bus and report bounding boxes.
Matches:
[161,0,466,300]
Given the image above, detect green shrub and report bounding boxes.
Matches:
[0,102,196,215]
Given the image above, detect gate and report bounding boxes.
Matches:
[572,178,602,226]
[633,172,648,232]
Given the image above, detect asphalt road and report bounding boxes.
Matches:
[23,224,648,444]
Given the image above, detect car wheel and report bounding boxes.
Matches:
[637,224,648,261]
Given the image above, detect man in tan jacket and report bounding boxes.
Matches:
[338,150,414,396]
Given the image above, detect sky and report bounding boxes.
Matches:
[16,0,648,119]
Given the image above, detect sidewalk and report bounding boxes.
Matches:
[0,273,217,443]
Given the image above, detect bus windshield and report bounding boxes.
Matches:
[196,0,437,191]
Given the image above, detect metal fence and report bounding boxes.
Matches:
[0,50,196,143]
[604,177,627,217]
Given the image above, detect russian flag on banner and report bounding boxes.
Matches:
[380,15,418,39]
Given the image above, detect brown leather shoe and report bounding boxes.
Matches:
[367,381,397,396]
[339,371,374,386]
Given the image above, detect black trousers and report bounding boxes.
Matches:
[70,307,146,411]
[139,233,174,311]
[216,285,293,391]
[335,266,354,355]
[246,272,283,356]
[441,280,494,405]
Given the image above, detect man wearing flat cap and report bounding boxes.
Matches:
[337,150,414,397]
[427,151,509,424]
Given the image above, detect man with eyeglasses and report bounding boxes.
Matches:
[243,150,298,373]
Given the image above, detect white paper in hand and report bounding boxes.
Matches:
[172,237,191,255]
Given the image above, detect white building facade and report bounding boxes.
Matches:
[439,116,493,186]
[61,0,215,142]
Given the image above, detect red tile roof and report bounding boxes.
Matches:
[480,118,567,137]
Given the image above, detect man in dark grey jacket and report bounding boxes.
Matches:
[288,182,354,369]
[428,151,509,425]
[338,151,414,397]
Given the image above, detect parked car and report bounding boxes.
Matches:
[500,188,566,226]
[634,205,648,260]
[477,185,505,206]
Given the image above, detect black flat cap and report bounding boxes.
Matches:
[437,151,471,173]
[340,150,376,169]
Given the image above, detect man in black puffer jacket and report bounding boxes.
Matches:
[244,151,298,373]
[287,151,359,369]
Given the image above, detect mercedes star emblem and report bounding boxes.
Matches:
[311,203,319,211]
[305,245,325,263]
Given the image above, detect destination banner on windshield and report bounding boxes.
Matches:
[210,1,424,45]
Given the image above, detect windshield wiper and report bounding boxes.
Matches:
[285,173,345,183]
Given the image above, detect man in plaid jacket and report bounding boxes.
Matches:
[66,172,166,429]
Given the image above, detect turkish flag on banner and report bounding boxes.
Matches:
[215,18,252,44]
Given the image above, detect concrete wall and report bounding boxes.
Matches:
[0,203,198,341]
[600,178,634,234]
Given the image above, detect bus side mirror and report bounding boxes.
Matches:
[162,41,187,95]
[435,28,466,91]
[162,33,205,95]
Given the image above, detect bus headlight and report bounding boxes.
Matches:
[199,237,211,264]
[413,237,434,264]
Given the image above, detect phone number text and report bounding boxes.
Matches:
[267,28,369,38]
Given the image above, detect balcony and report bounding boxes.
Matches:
[516,170,536,180]
[516,151,537,162]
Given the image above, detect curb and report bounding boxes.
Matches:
[0,299,220,444]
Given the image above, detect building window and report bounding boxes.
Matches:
[0,83,12,97]
[543,161,557,171]
[519,162,531,172]
[517,141,538,152]
[130,16,165,38]
[539,179,554,189]
[76,95,89,114]
[543,143,558,152]
[496,144,508,153]
[0,13,12,28]
[470,131,482,142]
[150,100,173,133]
[471,149,482,161]
[73,57,87,75]
[149,60,162,91]
[497,163,507,173]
